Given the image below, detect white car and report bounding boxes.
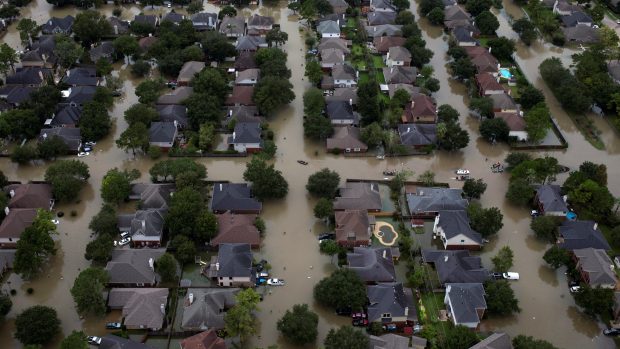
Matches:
[87,336,102,345]
[77,151,90,157]
[118,237,131,246]
[570,286,581,293]
[456,169,470,175]
[503,272,520,280]
[51,219,59,225]
[267,278,285,286]
[120,232,131,239]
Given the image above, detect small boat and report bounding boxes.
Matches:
[383,170,396,176]
[297,160,308,165]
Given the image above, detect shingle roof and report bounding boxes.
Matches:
[383,66,417,84]
[235,68,260,83]
[3,86,36,104]
[421,249,489,284]
[220,16,245,36]
[489,93,517,110]
[334,182,382,211]
[335,210,371,243]
[365,24,403,37]
[90,41,115,62]
[191,12,217,29]
[163,11,185,24]
[476,73,504,93]
[211,183,262,213]
[100,335,154,349]
[608,60,620,81]
[436,210,483,245]
[453,26,476,44]
[388,84,420,98]
[347,247,396,283]
[108,288,169,330]
[495,112,525,132]
[573,248,617,287]
[226,85,254,106]
[105,249,166,285]
[368,11,397,26]
[180,330,227,349]
[445,283,486,325]
[373,36,406,53]
[367,282,417,322]
[234,52,258,71]
[6,67,51,85]
[41,15,74,34]
[327,126,368,151]
[235,36,266,51]
[156,104,189,128]
[108,17,130,35]
[247,14,274,27]
[181,288,240,330]
[318,20,341,35]
[66,86,97,105]
[406,187,468,214]
[563,26,599,43]
[332,63,357,80]
[62,67,99,86]
[5,183,53,209]
[157,86,193,105]
[129,209,166,240]
[149,122,177,143]
[388,46,411,62]
[225,106,261,123]
[326,87,358,104]
[178,61,206,83]
[130,183,175,210]
[398,124,437,146]
[319,37,351,53]
[230,122,261,144]
[559,220,611,250]
[469,332,512,349]
[0,208,37,239]
[370,334,425,349]
[560,11,592,27]
[134,14,158,27]
[212,212,260,247]
[215,243,253,278]
[321,48,345,65]
[535,185,568,213]
[39,127,82,152]
[444,5,470,21]
[327,100,356,121]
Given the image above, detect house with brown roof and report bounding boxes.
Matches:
[107,288,169,330]
[247,14,274,35]
[327,0,350,14]
[475,73,507,96]
[235,69,260,86]
[334,182,383,212]
[401,95,437,124]
[386,46,411,67]
[4,183,54,210]
[0,208,37,248]
[178,61,205,86]
[181,330,227,349]
[373,36,407,54]
[234,52,257,71]
[326,87,358,105]
[157,86,193,105]
[335,210,374,247]
[319,37,351,54]
[326,126,368,153]
[383,66,417,84]
[465,47,500,75]
[105,249,167,287]
[321,48,346,69]
[489,94,518,113]
[139,36,159,51]
[495,112,527,141]
[212,212,260,248]
[387,84,420,98]
[572,248,618,289]
[226,86,255,106]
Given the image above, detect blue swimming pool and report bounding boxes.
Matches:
[499,68,512,79]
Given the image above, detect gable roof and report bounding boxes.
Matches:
[373,36,407,53]
[1,86,37,105]
[134,14,158,27]
[489,93,517,110]
[211,183,262,213]
[563,26,599,43]
[89,41,115,62]
[388,84,421,98]
[39,127,82,152]
[182,288,239,330]
[321,48,345,65]
[181,330,227,349]
[212,212,260,247]
[558,220,611,251]
[383,66,417,84]
[156,104,189,128]
[215,243,253,278]
[370,334,426,349]
[157,86,193,105]
[62,67,99,86]
[573,248,617,287]
[453,26,476,44]
[235,68,260,83]
[403,94,436,121]
[178,61,205,83]
[191,12,217,29]
[327,100,356,121]
[66,86,97,105]
[398,123,437,146]
[445,283,486,325]
[495,112,525,132]
[247,14,274,27]
[327,126,368,151]
[444,5,470,21]
[367,282,417,322]
[319,37,351,54]
[388,46,411,62]
[149,122,177,143]
[470,52,499,73]
[220,16,246,35]
[334,182,382,211]
[234,51,258,70]
[163,11,185,24]
[100,335,154,349]
[436,210,483,245]
[561,11,593,27]
[327,87,358,104]
[5,183,53,209]
[608,60,620,81]
[126,209,166,241]
[225,106,261,123]
[371,0,396,11]
[469,332,512,349]
[105,249,166,285]
[335,210,371,242]
[130,183,175,209]
[476,73,505,93]
[332,63,357,80]
[365,24,403,38]
[230,122,261,144]
[6,67,52,85]
[0,208,37,240]
[406,187,468,214]
[368,11,397,26]
[108,17,130,35]
[108,288,169,330]
[421,249,489,284]
[318,20,341,35]
[226,85,255,106]
[41,15,74,33]
[347,247,396,283]
[535,185,568,213]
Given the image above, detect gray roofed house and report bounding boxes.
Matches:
[247,14,274,34]
[406,187,468,217]
[367,282,417,324]
[149,122,178,149]
[0,86,36,106]
[327,126,368,153]
[327,100,360,125]
[108,16,130,36]
[234,51,258,71]
[100,335,154,349]
[134,14,159,28]
[327,0,350,14]
[334,182,382,212]
[211,183,262,214]
[162,11,185,24]
[369,334,427,349]
[452,26,478,46]
[105,249,167,287]
[192,12,218,31]
[220,16,246,37]
[558,220,611,251]
[178,61,206,85]
[156,104,189,129]
[6,67,52,86]
[444,5,470,22]
[445,283,486,329]
[383,66,417,84]
[107,288,169,330]
[608,60,620,84]
[235,68,260,85]
[90,41,115,62]
[347,247,396,283]
[224,106,262,124]
[317,20,341,38]
[65,86,97,106]
[41,15,74,34]
[318,37,351,54]
[560,11,593,27]
[181,288,240,330]
[563,26,599,43]
[368,11,397,26]
[433,210,483,250]
[398,124,436,148]
[421,249,489,285]
[366,24,403,38]
[469,332,513,349]
[321,48,345,69]
[157,86,193,105]
[39,127,82,153]
[62,67,99,86]
[228,122,262,153]
[534,185,568,216]
[371,0,397,11]
[388,84,421,98]
[118,209,166,247]
[129,183,175,210]
[335,209,374,247]
[332,63,358,86]
[573,248,617,289]
[386,46,411,67]
[206,243,255,287]
[326,87,358,104]
[235,36,267,51]
[489,93,518,112]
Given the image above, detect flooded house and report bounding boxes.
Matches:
[369,333,427,349]
[177,61,206,86]
[129,183,175,210]
[334,209,374,247]
[100,335,153,349]
[219,16,246,38]
[234,68,260,86]
[334,182,382,212]
[373,36,406,54]
[210,183,262,214]
[157,86,193,105]
[211,211,261,248]
[204,243,255,287]
[226,86,255,106]
[39,128,82,154]
[433,210,483,250]
[148,121,178,150]
[572,248,618,289]
[191,12,218,31]
[367,282,417,326]
[401,94,437,124]
[397,124,437,149]
[347,247,396,284]
[557,220,611,251]
[228,122,262,153]
[406,187,468,219]
[41,15,74,35]
[326,100,360,125]
[181,288,240,330]
[317,20,341,38]
[180,330,227,349]
[326,125,368,153]
[105,249,167,287]
[475,73,508,96]
[156,105,189,129]
[107,288,170,330]
[367,11,396,26]
[469,333,513,349]
[247,14,274,36]
[444,283,487,330]
[385,46,412,67]
[534,185,568,216]
[62,67,100,87]
[382,66,417,85]
[421,249,489,285]
[117,209,166,247]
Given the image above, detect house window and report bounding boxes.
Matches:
[354,148,360,152]
[461,239,465,242]
[345,148,351,152]
[382,313,391,318]
[136,283,144,287]
[229,277,233,280]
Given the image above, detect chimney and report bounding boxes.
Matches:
[215,262,220,271]
[114,25,119,35]
[232,131,236,140]
[148,258,154,271]
[141,220,146,230]
[174,120,178,128]
[228,109,232,117]
[374,26,377,32]
[160,304,165,314]
[349,98,352,106]
[444,255,449,263]
[337,19,340,26]
[404,307,409,317]
[9,190,15,198]
[3,207,9,216]
[235,71,239,78]
[189,293,194,305]
[594,222,598,230]
[563,195,567,203]
[446,284,451,293]
[219,183,222,191]
[390,67,394,74]
[382,249,387,259]
[407,127,410,133]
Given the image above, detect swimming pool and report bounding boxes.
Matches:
[499,68,513,79]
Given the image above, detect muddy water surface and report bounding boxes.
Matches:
[0,0,619,348]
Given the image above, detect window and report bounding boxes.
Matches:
[345,148,351,152]
[461,239,465,243]
[354,148,360,152]
[229,277,233,280]
[382,313,391,318]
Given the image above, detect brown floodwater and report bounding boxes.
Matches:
[0,0,619,348]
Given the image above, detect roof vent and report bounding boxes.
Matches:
[149,258,154,270]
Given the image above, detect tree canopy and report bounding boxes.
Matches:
[44,160,90,202]
[80,102,111,141]
[14,306,60,345]
[484,280,521,315]
[73,10,111,47]
[60,331,88,349]
[574,286,614,317]
[277,304,319,345]
[513,335,559,349]
[13,210,57,279]
[101,168,139,204]
[89,204,118,235]
[467,202,504,237]
[314,269,367,310]
[224,289,261,343]
[253,76,295,116]
[306,168,341,198]
[156,253,178,283]
[491,246,514,273]
[324,326,369,349]
[243,157,289,200]
[71,267,109,316]
[462,178,487,199]
[530,216,560,242]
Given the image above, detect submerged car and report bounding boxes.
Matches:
[118,237,131,246]
[87,336,102,345]
[603,328,620,336]
[267,278,285,286]
[503,272,520,280]
[77,151,90,157]
[106,322,122,329]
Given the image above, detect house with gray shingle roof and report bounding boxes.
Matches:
[149,122,178,150]
[335,210,374,247]
[327,100,359,125]
[406,187,468,218]
[332,63,358,87]
[235,68,260,85]
[347,247,396,283]
[156,104,189,129]
[157,86,193,105]
[608,60,620,84]
[318,20,341,38]
[6,67,52,86]
[444,5,470,22]
[220,16,245,37]
[368,11,397,26]
[162,11,185,25]
[326,87,358,104]
[558,220,611,251]
[327,0,350,14]
[470,332,513,349]
[560,11,592,27]
[192,12,217,31]
[452,26,478,46]
[421,249,489,285]
[108,16,130,36]
[398,124,437,149]
[383,66,417,84]
[100,335,153,349]
[89,41,115,62]
[0,208,37,249]
[65,86,97,106]
[228,122,262,153]
[445,283,486,329]
[433,210,483,250]
[134,14,159,28]
[327,126,368,153]
[41,15,74,34]
[211,183,262,214]
[370,334,427,349]
[205,243,255,287]
[334,182,382,212]
[39,127,82,154]
[573,248,618,289]
[386,46,411,67]
[563,25,599,43]
[367,282,417,324]
[62,67,99,87]
[371,0,396,12]
[387,84,420,98]
[321,48,345,69]
[366,24,403,38]
[0,86,36,106]
[178,61,205,86]
[489,93,518,113]
[247,14,274,35]
[181,288,240,330]
[319,37,351,54]
[108,288,169,330]
[129,183,175,210]
[118,209,166,248]
[534,185,568,216]
[105,249,166,287]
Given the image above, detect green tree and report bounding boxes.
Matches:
[512,18,538,46]
[487,37,515,62]
[0,5,19,20]
[467,203,503,237]
[466,0,492,16]
[518,85,544,110]
[530,216,559,241]
[224,289,261,343]
[407,266,428,289]
[428,7,445,25]
[243,157,288,200]
[187,0,203,14]
[451,57,476,80]
[360,122,385,147]
[324,326,369,349]
[166,188,208,241]
[304,113,333,140]
[470,97,494,119]
[54,35,84,70]
[116,122,149,155]
[71,267,108,316]
[253,76,295,116]
[113,35,139,60]
[218,5,237,19]
[505,152,532,169]
[513,335,559,349]
[277,304,319,345]
[185,93,224,129]
[306,168,340,198]
[314,269,367,310]
[60,331,88,349]
[314,198,334,220]
[14,306,60,345]
[131,60,151,77]
[462,178,487,199]
[13,210,57,279]
[392,0,410,10]
[37,135,69,160]
[484,280,521,315]
[101,168,139,204]
[192,68,229,102]
[0,292,12,318]
[44,160,90,202]
[0,109,40,139]
[124,103,158,126]
[84,234,113,263]
[437,325,480,349]
[17,18,38,45]
[156,253,178,283]
[266,27,289,47]
[89,204,118,235]
[304,87,325,117]
[418,170,435,186]
[150,158,206,183]
[198,123,216,152]
[491,246,514,272]
[319,239,340,255]
[574,286,614,317]
[170,235,196,265]
[437,121,469,151]
[524,103,551,144]
[95,57,113,76]
[10,144,38,164]
[479,118,510,143]
[0,43,18,76]
[73,10,111,46]
[80,102,111,141]
[305,60,322,85]
[567,179,614,221]
[543,245,570,269]
[506,178,534,206]
[357,80,381,125]
[135,79,165,104]
[201,32,236,61]
[438,104,460,123]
